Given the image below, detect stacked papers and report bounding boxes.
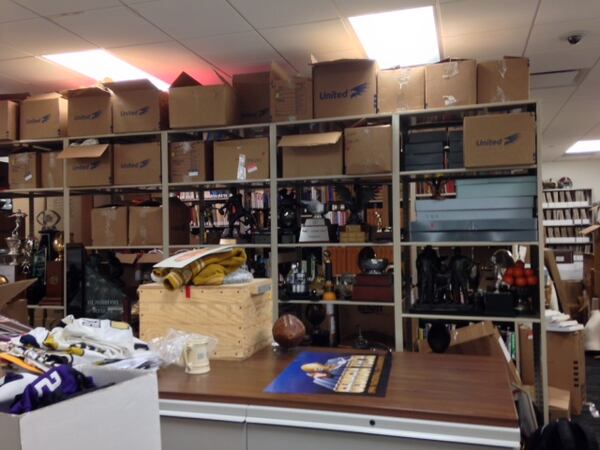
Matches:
[545,309,584,332]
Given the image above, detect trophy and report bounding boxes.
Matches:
[37,209,61,261]
[335,184,379,243]
[352,247,393,303]
[6,210,26,266]
[369,210,393,242]
[41,230,65,306]
[278,189,300,243]
[299,199,330,243]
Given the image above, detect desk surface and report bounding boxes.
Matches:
[159,347,518,428]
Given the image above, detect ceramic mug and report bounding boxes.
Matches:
[183,337,210,375]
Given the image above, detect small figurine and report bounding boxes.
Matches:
[218,190,256,240]
[448,248,478,305]
[416,246,441,304]
[9,209,26,237]
[334,184,379,225]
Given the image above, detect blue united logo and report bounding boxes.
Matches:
[350,82,368,98]
[476,133,520,147]
[74,110,102,121]
[503,133,519,145]
[121,106,150,117]
[122,159,150,169]
[26,113,51,125]
[319,82,369,101]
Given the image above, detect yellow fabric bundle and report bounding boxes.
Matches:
[162,248,247,290]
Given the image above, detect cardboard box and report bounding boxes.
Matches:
[523,385,571,422]
[139,279,272,360]
[91,206,128,247]
[169,140,211,183]
[40,151,64,188]
[113,142,161,186]
[313,59,377,118]
[129,198,190,246]
[59,144,113,187]
[344,125,392,175]
[463,112,536,168]
[0,98,20,141]
[547,330,586,415]
[425,59,476,108]
[279,131,343,178]
[64,86,112,137]
[20,93,68,140]
[0,367,160,450]
[8,152,39,189]
[518,325,535,386]
[169,72,237,128]
[233,63,312,123]
[378,66,425,112]
[582,224,600,297]
[213,137,269,181]
[477,57,529,104]
[419,321,521,386]
[0,279,36,325]
[105,79,167,133]
[46,196,93,245]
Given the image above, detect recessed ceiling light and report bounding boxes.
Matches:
[42,49,169,91]
[566,140,600,154]
[349,6,440,69]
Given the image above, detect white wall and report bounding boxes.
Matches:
[542,160,600,202]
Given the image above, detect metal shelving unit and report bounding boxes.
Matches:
[3,99,547,421]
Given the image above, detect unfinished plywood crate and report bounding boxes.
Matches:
[139,279,272,360]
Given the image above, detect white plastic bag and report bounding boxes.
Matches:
[148,329,218,367]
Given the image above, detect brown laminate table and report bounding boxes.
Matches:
[158,347,520,450]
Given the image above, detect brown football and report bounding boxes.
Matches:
[272,314,306,349]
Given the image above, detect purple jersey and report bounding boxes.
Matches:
[10,365,95,414]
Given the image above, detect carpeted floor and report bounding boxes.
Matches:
[573,354,600,441]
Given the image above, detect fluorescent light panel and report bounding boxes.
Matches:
[42,49,169,91]
[349,6,440,69]
[566,140,600,154]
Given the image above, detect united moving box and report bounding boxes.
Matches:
[129,198,190,246]
[0,279,36,325]
[40,151,63,188]
[0,367,161,450]
[463,112,536,168]
[169,140,211,183]
[477,57,529,104]
[20,93,68,140]
[139,279,272,360]
[46,196,93,246]
[59,144,113,187]
[279,132,343,178]
[64,87,112,137]
[344,125,392,175]
[233,62,312,123]
[425,59,476,108]
[313,59,377,118]
[547,330,586,415]
[213,137,269,181]
[0,94,24,140]
[113,142,161,186]
[91,205,128,247]
[9,152,39,189]
[377,66,425,112]
[169,71,237,128]
[105,79,167,133]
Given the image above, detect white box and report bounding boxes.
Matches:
[0,367,161,450]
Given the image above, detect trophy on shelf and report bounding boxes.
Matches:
[278,189,300,243]
[369,210,393,242]
[41,232,64,306]
[37,209,61,261]
[218,191,256,244]
[335,184,379,243]
[299,199,330,243]
[352,247,394,303]
[6,209,26,266]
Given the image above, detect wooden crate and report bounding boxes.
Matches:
[139,279,272,360]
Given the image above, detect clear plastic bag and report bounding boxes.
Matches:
[224,267,254,285]
[148,329,218,367]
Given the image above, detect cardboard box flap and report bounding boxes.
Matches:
[116,253,140,265]
[312,58,375,67]
[23,92,64,101]
[581,224,600,236]
[270,61,292,84]
[0,279,37,308]
[138,253,164,264]
[0,92,29,101]
[170,71,201,88]
[62,86,111,98]
[58,144,110,160]
[279,131,342,148]
[104,79,157,92]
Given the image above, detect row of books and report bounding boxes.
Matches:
[415,180,456,197]
[542,189,591,204]
[177,190,270,209]
[545,226,585,239]
[543,208,590,222]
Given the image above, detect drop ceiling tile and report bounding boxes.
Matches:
[131,0,251,39]
[440,0,537,37]
[526,18,600,56]
[54,6,169,47]
[13,0,120,16]
[535,0,600,25]
[183,31,277,66]
[529,48,600,73]
[110,41,222,85]
[0,18,93,55]
[442,27,528,60]
[0,43,30,60]
[332,0,434,17]
[0,72,31,93]
[260,19,360,64]
[0,0,37,23]
[229,0,338,29]
[531,86,576,131]
[0,57,91,87]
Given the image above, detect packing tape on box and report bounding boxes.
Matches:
[443,95,458,106]
[495,86,508,103]
[497,59,508,79]
[237,153,247,180]
[442,61,459,79]
[395,68,411,88]
[103,209,115,241]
